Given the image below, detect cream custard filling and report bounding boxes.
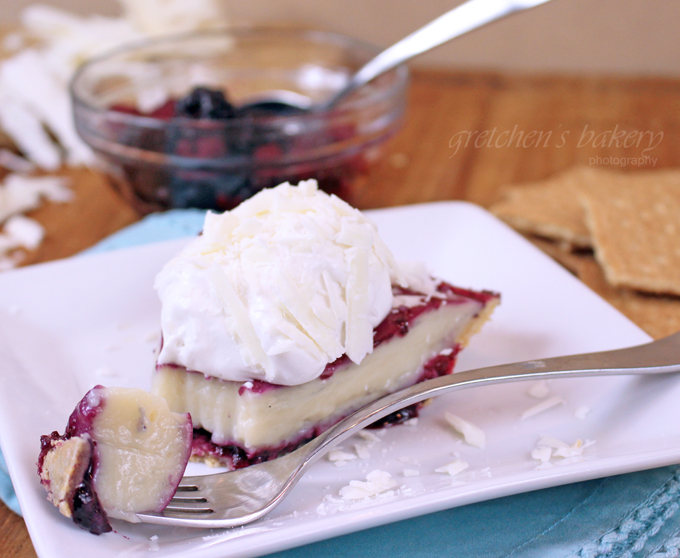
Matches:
[153,295,497,453]
[91,388,193,520]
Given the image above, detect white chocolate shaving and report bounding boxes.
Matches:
[339,470,396,500]
[327,450,357,463]
[434,459,469,477]
[521,396,565,420]
[207,265,271,372]
[0,1,230,169]
[4,215,44,249]
[444,411,486,448]
[527,380,550,399]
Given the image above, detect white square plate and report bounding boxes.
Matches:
[1,201,677,558]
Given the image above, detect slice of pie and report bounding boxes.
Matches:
[152,179,499,469]
[154,282,498,469]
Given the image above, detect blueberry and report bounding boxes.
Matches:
[174,87,236,120]
[170,172,252,210]
[235,103,305,118]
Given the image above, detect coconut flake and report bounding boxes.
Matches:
[357,430,381,443]
[0,1,230,170]
[0,50,92,167]
[353,443,371,460]
[0,233,19,253]
[327,450,357,463]
[521,396,565,420]
[4,215,44,249]
[118,0,228,36]
[341,226,372,363]
[434,459,469,477]
[527,380,550,399]
[397,261,439,298]
[0,173,72,224]
[0,100,61,170]
[531,446,552,463]
[552,439,595,459]
[532,436,595,466]
[0,149,36,173]
[339,470,396,500]
[444,411,486,448]
[207,265,271,373]
[0,252,24,271]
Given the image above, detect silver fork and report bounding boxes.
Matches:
[136,331,680,529]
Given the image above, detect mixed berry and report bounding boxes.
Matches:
[110,86,367,212]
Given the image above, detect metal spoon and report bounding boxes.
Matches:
[239,0,553,114]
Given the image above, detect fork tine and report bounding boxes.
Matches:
[170,496,208,503]
[175,484,199,492]
[163,506,215,514]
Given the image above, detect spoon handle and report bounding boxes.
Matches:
[322,0,552,109]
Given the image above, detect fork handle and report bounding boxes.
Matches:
[300,331,680,469]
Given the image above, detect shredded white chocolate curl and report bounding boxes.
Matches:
[527,380,550,399]
[353,443,371,460]
[0,149,36,173]
[3,215,44,249]
[327,450,357,465]
[0,173,72,224]
[531,436,596,467]
[521,395,565,420]
[0,173,73,270]
[357,430,381,443]
[444,411,486,448]
[434,459,469,477]
[0,0,230,169]
[339,470,396,500]
[531,445,552,463]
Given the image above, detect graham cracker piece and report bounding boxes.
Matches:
[527,235,680,339]
[569,255,680,339]
[525,236,587,275]
[580,176,680,296]
[490,166,621,249]
[492,166,680,251]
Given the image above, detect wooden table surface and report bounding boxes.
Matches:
[3,69,680,557]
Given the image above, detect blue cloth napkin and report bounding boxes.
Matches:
[4,209,680,558]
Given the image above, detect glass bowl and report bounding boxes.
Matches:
[70,27,408,213]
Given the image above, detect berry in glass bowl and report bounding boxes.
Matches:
[70,27,408,213]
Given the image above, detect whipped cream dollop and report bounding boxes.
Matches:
[155,180,406,386]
